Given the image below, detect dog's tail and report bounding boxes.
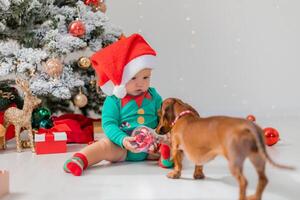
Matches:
[250,124,295,170]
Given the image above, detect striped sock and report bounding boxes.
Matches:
[63,153,88,176]
[159,144,174,168]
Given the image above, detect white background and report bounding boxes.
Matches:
[107,0,300,118]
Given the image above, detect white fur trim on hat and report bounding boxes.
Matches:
[121,55,156,85]
[100,80,114,96]
[113,85,127,98]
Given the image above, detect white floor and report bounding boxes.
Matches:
[1,116,300,200]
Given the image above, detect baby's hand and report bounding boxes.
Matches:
[148,141,160,154]
[122,137,140,153]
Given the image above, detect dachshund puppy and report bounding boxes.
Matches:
[156,98,293,200]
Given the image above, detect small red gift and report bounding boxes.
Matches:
[0,104,16,141]
[35,130,67,155]
[52,114,95,144]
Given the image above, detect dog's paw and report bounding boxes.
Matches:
[247,195,258,200]
[167,171,181,179]
[1,143,6,150]
[193,173,205,180]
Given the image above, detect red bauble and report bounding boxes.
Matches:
[84,0,99,7]
[246,114,256,122]
[263,127,280,146]
[132,127,156,152]
[68,20,86,37]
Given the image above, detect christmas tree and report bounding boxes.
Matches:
[0,0,122,116]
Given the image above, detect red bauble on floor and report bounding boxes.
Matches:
[263,127,280,146]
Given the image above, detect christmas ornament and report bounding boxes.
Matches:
[4,78,41,152]
[246,114,256,122]
[39,119,53,129]
[73,90,88,108]
[77,57,91,69]
[84,0,99,7]
[32,107,51,128]
[32,107,51,129]
[131,126,158,152]
[94,1,107,13]
[119,33,126,40]
[21,140,31,149]
[44,58,63,78]
[27,68,36,77]
[68,20,86,37]
[0,90,14,100]
[0,90,15,111]
[263,127,280,146]
[0,82,23,111]
[89,79,96,86]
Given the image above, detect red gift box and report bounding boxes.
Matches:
[52,114,95,144]
[35,131,67,155]
[0,104,16,141]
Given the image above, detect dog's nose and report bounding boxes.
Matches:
[157,126,167,135]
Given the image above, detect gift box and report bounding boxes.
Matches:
[52,114,96,143]
[0,104,16,141]
[35,131,67,155]
[0,170,9,197]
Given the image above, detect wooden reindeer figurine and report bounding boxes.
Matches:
[3,78,41,152]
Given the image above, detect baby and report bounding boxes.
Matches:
[64,34,171,176]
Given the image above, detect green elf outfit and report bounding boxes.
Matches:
[91,33,160,161]
[102,87,162,161]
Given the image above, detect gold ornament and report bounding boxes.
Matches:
[90,79,97,86]
[0,90,14,100]
[44,58,63,79]
[78,57,91,69]
[74,89,88,108]
[3,78,41,152]
[119,33,126,40]
[25,68,36,77]
[28,68,36,77]
[94,1,107,12]
[21,140,32,148]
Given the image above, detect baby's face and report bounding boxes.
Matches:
[126,68,152,96]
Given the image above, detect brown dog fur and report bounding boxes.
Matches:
[156,98,294,200]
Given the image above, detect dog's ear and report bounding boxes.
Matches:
[175,98,200,117]
[164,101,176,123]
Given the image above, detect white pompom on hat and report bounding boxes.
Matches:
[91,33,156,98]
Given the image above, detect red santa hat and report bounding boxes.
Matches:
[91,33,157,98]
